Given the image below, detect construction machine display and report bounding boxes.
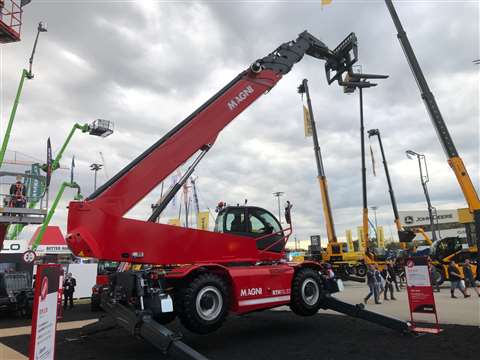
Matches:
[385,0,480,261]
[298,78,370,279]
[367,128,417,246]
[67,31,413,358]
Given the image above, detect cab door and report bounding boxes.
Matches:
[246,208,284,252]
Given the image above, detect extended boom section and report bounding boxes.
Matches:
[66,31,358,265]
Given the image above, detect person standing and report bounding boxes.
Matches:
[387,261,400,292]
[428,258,440,292]
[9,175,27,208]
[364,264,380,304]
[447,260,470,299]
[462,259,480,297]
[381,267,396,301]
[63,273,77,309]
[374,264,384,301]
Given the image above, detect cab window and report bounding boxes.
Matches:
[248,209,281,235]
[225,208,246,233]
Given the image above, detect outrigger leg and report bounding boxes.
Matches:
[321,296,413,334]
[82,295,210,360]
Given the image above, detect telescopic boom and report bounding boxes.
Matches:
[385,0,480,257]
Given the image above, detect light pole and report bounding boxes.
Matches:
[273,191,284,224]
[406,150,438,242]
[90,163,103,191]
[342,70,388,250]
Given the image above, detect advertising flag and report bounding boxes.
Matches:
[357,226,366,250]
[168,218,181,227]
[46,137,52,187]
[70,156,75,184]
[197,211,209,230]
[346,229,354,252]
[303,105,313,137]
[377,226,385,248]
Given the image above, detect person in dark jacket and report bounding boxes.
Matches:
[63,273,77,309]
[381,267,396,300]
[364,264,380,304]
[387,261,400,292]
[9,175,27,207]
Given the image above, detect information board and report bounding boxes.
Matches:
[404,257,442,334]
[29,264,62,360]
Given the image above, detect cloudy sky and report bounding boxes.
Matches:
[1,0,478,247]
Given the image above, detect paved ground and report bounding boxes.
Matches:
[1,283,478,360]
[328,282,480,326]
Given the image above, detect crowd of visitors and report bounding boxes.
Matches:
[364,257,479,304]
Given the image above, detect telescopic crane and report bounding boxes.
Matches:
[367,129,416,246]
[66,31,412,357]
[298,79,337,244]
[385,0,480,260]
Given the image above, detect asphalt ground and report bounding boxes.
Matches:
[1,284,478,360]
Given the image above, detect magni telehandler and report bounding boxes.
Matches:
[68,30,413,358]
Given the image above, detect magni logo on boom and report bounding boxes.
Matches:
[227,86,254,110]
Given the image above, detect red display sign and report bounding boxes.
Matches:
[405,257,442,334]
[29,264,62,360]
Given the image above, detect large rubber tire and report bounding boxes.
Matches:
[153,312,177,325]
[176,273,229,334]
[355,264,367,277]
[289,268,324,316]
[91,295,101,312]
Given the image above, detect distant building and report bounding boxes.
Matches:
[399,209,466,242]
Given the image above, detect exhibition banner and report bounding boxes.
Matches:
[29,264,62,360]
[404,257,442,334]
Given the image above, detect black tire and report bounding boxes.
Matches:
[290,268,324,316]
[153,312,177,325]
[356,264,367,277]
[176,273,229,334]
[434,266,445,286]
[91,295,101,312]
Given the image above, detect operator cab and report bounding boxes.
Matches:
[431,236,465,261]
[214,206,285,253]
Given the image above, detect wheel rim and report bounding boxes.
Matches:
[301,278,319,306]
[357,266,366,277]
[195,286,223,321]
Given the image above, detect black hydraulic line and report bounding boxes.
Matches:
[148,146,210,223]
[321,296,411,334]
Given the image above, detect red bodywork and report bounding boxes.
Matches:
[65,30,355,316]
[165,262,321,314]
[0,1,22,43]
[67,70,285,265]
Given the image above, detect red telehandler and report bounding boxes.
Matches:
[69,31,412,359]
